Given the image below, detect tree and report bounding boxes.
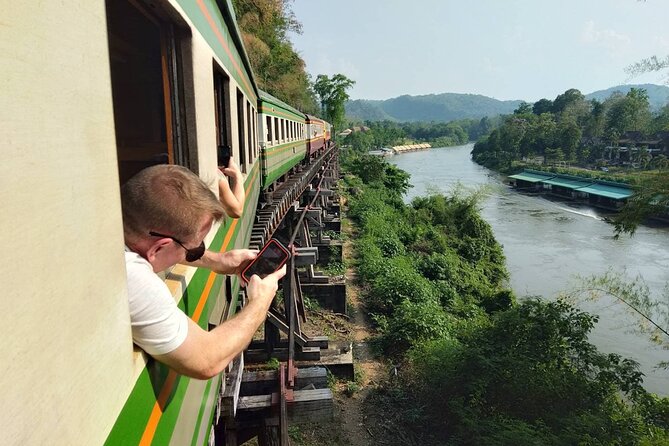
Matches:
[513,101,533,115]
[532,98,553,115]
[313,73,355,135]
[557,120,582,162]
[606,88,651,135]
[552,88,585,114]
[232,0,319,113]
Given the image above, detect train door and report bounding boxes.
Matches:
[105,0,191,184]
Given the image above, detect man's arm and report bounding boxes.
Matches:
[218,157,245,218]
[154,266,286,379]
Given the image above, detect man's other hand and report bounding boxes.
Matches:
[246,265,287,305]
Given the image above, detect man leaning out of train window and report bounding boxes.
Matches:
[121,164,285,380]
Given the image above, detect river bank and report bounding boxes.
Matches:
[390,143,669,396]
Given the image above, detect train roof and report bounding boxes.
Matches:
[305,114,326,124]
[259,89,306,120]
[217,0,259,98]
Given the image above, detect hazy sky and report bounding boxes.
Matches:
[288,0,669,102]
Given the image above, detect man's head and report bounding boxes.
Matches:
[121,165,225,270]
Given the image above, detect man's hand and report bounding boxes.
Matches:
[187,248,257,275]
[245,265,287,306]
[219,157,243,181]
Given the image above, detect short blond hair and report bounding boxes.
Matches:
[121,165,225,241]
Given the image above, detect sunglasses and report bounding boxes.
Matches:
[149,231,206,262]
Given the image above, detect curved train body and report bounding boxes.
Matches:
[2,0,330,444]
[258,90,308,189]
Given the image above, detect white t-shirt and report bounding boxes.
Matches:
[125,249,189,355]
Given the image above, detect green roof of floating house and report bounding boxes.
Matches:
[542,176,593,189]
[575,182,633,200]
[508,171,555,183]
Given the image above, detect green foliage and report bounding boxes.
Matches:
[408,299,667,445]
[344,381,359,397]
[313,73,355,133]
[570,270,669,362]
[232,0,318,113]
[265,357,280,370]
[343,154,412,197]
[342,153,669,445]
[471,86,659,171]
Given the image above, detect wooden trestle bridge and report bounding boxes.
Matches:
[220,145,349,445]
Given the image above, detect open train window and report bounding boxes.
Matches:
[253,110,258,158]
[266,116,272,145]
[236,89,247,172]
[246,100,253,163]
[274,117,279,143]
[214,70,232,150]
[106,0,190,184]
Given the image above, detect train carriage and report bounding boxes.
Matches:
[3,0,266,444]
[257,90,308,189]
[305,114,328,157]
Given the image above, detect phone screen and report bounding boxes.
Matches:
[217,145,231,168]
[242,240,289,281]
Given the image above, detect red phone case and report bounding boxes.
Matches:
[241,239,290,282]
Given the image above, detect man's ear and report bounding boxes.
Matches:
[146,238,171,265]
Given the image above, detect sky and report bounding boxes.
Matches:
[288,0,669,102]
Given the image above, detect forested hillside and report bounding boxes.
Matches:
[346,84,669,123]
[231,0,318,114]
[346,93,522,122]
[586,83,669,111]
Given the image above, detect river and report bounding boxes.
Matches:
[389,143,669,395]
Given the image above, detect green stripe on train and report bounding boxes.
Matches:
[265,142,308,158]
[263,153,307,188]
[190,378,214,446]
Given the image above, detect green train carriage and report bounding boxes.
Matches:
[257,90,309,189]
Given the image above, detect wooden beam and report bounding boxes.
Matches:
[237,388,334,423]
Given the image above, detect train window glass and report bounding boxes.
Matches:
[236,88,247,172]
[106,0,189,185]
[246,100,253,163]
[266,116,272,146]
[213,70,232,150]
[253,109,258,158]
[274,117,279,143]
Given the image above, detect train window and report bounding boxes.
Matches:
[266,116,272,146]
[253,110,259,158]
[274,117,279,143]
[214,70,232,150]
[106,0,190,184]
[236,89,247,172]
[246,100,253,163]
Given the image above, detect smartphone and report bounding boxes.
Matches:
[241,239,290,282]
[217,144,231,169]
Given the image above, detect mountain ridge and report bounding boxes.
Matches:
[345,83,669,123]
